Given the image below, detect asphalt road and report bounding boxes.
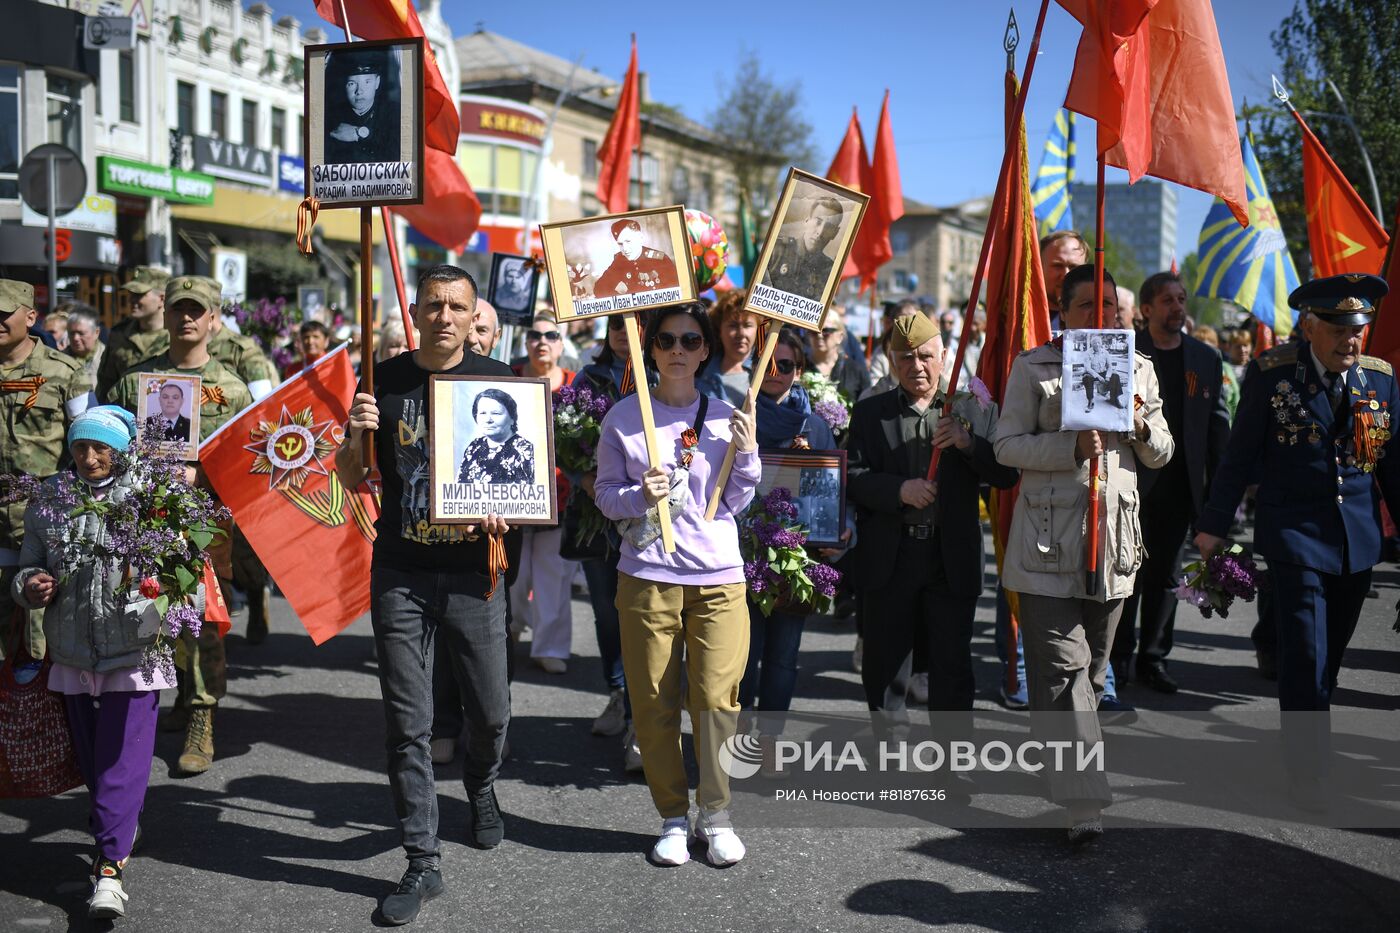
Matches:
[3,550,1399,932]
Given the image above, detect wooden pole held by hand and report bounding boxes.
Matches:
[359,207,375,465]
[1085,157,1107,597]
[704,327,780,521]
[623,313,675,553]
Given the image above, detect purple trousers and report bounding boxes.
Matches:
[64,690,160,861]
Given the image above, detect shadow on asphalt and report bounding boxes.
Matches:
[845,827,1400,930]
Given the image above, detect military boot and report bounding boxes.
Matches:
[178,708,215,774]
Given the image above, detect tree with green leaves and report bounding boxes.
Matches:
[1252,0,1399,280]
[707,51,815,212]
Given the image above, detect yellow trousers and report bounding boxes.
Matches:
[616,573,750,818]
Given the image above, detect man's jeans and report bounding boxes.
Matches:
[371,567,510,865]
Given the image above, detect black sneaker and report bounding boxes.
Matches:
[466,785,505,849]
[379,863,443,926]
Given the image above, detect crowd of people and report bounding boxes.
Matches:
[2,226,1396,924]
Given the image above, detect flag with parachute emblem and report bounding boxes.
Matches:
[1031,109,1076,235]
[1194,132,1300,337]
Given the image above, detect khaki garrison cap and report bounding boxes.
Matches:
[889,312,939,353]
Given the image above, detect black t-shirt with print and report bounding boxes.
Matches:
[369,350,522,579]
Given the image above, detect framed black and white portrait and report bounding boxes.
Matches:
[427,375,558,525]
[540,206,697,321]
[137,372,201,462]
[756,448,847,549]
[298,285,327,323]
[1061,329,1135,432]
[486,253,540,326]
[748,168,869,331]
[303,37,424,209]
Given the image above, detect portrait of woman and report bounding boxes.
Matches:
[458,387,535,484]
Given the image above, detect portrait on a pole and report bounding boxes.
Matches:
[1061,329,1135,432]
[136,372,201,461]
[487,253,540,326]
[540,206,696,321]
[427,374,558,525]
[748,168,869,330]
[303,37,424,209]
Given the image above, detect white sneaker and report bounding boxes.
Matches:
[908,672,930,706]
[622,724,644,773]
[88,875,128,920]
[592,689,628,736]
[650,816,690,866]
[692,808,746,866]
[852,637,864,674]
[429,737,456,764]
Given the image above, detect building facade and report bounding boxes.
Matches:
[839,196,987,315]
[1071,178,1178,278]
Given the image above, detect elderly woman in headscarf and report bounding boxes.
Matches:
[12,406,184,921]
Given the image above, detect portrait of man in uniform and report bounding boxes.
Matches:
[136,372,202,459]
[541,206,696,321]
[762,194,845,300]
[323,45,401,165]
[589,219,680,298]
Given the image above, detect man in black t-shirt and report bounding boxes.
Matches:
[1111,272,1230,693]
[336,264,520,926]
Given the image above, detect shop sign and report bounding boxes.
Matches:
[194,136,274,187]
[99,156,215,205]
[21,193,117,235]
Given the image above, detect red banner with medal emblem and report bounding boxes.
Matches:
[201,346,378,644]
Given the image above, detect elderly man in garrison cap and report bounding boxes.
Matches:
[591,218,679,298]
[1196,273,1400,808]
[846,313,1018,738]
[325,45,400,164]
[0,280,95,661]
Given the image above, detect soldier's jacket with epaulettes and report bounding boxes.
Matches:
[0,343,94,550]
[110,352,253,442]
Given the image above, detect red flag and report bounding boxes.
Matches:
[201,347,377,644]
[313,0,459,155]
[852,91,904,293]
[826,110,872,281]
[1060,0,1248,225]
[1364,199,1400,369]
[201,560,231,638]
[596,37,641,214]
[390,148,483,252]
[1293,110,1390,277]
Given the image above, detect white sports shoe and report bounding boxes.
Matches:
[692,808,746,866]
[622,725,644,773]
[651,816,691,866]
[88,876,128,920]
[592,689,627,737]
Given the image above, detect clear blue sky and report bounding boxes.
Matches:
[279,0,1299,261]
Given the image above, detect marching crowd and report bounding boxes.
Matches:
[2,224,1397,923]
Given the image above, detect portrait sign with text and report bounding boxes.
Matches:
[540,206,697,321]
[136,372,201,462]
[486,253,541,326]
[303,37,424,209]
[747,168,869,330]
[427,375,558,525]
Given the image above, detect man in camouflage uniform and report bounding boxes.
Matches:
[0,280,94,659]
[762,196,845,299]
[111,276,252,775]
[97,266,171,402]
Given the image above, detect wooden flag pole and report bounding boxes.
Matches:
[865,288,878,362]
[704,326,780,521]
[1085,157,1107,596]
[359,207,376,463]
[623,312,675,553]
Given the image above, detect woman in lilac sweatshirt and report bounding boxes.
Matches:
[594,304,760,867]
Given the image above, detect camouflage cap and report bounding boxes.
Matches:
[165,275,220,313]
[0,279,35,316]
[120,266,172,295]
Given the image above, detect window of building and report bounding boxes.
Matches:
[458,140,539,218]
[177,81,195,136]
[695,172,713,213]
[241,99,257,146]
[582,139,598,180]
[722,178,738,215]
[118,51,136,123]
[893,269,915,292]
[271,107,286,151]
[628,152,657,208]
[46,74,82,153]
[671,165,690,202]
[891,230,911,256]
[0,65,17,199]
[209,90,227,138]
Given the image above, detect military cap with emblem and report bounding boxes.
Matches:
[610,218,642,239]
[889,312,939,352]
[329,45,389,80]
[164,275,220,312]
[1288,273,1389,326]
[0,279,35,319]
[120,266,171,295]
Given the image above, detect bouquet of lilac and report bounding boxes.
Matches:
[1175,543,1260,619]
[553,381,614,550]
[800,371,851,435]
[8,433,230,683]
[229,297,299,372]
[740,487,842,617]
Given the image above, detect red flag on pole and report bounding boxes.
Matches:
[1364,199,1400,368]
[853,91,904,293]
[201,347,377,644]
[313,0,459,155]
[596,36,641,214]
[1293,110,1390,277]
[1059,0,1156,175]
[391,148,483,252]
[826,109,873,281]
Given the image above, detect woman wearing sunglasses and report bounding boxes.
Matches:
[594,304,760,867]
[807,307,870,405]
[509,315,579,675]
